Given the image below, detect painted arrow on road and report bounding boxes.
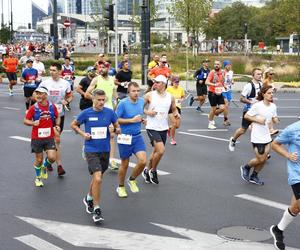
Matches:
[16,216,298,250]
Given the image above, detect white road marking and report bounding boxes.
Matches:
[188,129,228,132]
[2,106,21,110]
[110,157,170,175]
[179,131,230,142]
[10,136,31,142]
[62,130,72,133]
[14,234,63,250]
[235,194,288,211]
[239,115,299,119]
[17,216,298,250]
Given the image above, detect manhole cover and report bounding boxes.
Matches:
[217,226,271,242]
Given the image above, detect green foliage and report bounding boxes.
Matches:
[0,26,12,43]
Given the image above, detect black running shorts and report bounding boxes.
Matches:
[6,72,17,81]
[208,91,225,107]
[85,152,109,175]
[31,138,56,153]
[146,129,167,146]
[196,83,207,96]
[24,86,36,98]
[252,142,270,155]
[291,182,300,200]
[241,111,252,129]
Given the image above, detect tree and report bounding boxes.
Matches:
[0,26,12,43]
[168,0,213,38]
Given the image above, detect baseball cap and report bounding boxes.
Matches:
[153,75,168,84]
[223,60,231,67]
[34,86,48,94]
[26,59,33,63]
[86,66,96,72]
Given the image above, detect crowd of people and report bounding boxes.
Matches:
[1,48,298,250]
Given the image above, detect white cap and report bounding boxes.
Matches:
[153,75,167,84]
[34,86,48,94]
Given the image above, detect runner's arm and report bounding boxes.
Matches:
[171,96,180,118]
[84,77,97,100]
[71,119,91,140]
[272,140,298,162]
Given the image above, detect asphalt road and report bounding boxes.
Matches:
[0,84,299,250]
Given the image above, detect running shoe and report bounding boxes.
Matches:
[223,120,231,126]
[109,160,119,171]
[188,96,194,106]
[57,165,66,176]
[142,168,151,184]
[249,175,264,185]
[170,139,177,145]
[196,106,202,112]
[127,179,139,193]
[40,166,48,180]
[208,122,216,130]
[270,225,285,250]
[116,186,127,198]
[149,170,159,184]
[9,89,13,96]
[240,165,250,182]
[228,137,236,152]
[34,178,43,187]
[93,208,104,223]
[83,196,94,214]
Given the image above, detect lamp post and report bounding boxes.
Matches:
[244,22,248,56]
[52,0,59,60]
[10,0,13,41]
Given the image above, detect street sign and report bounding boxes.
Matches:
[64,20,71,28]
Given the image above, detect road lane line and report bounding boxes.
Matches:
[2,107,21,110]
[178,131,230,142]
[14,234,63,250]
[10,136,31,142]
[110,157,170,175]
[235,194,288,211]
[187,129,228,132]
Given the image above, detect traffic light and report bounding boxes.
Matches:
[244,23,248,34]
[103,4,114,31]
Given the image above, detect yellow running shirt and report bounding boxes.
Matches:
[95,75,115,109]
[167,86,185,109]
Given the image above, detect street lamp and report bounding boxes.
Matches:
[244,22,248,56]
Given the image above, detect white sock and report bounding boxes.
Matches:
[277,208,296,231]
[94,205,100,211]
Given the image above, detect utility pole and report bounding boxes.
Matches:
[140,0,150,85]
[244,22,248,56]
[10,0,13,41]
[52,0,59,60]
[1,0,4,28]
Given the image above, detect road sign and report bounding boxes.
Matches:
[64,20,71,28]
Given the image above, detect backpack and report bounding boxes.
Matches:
[247,81,261,99]
[33,102,55,122]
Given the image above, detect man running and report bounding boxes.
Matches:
[39,62,73,176]
[19,50,34,73]
[2,51,19,96]
[240,85,279,185]
[71,89,121,223]
[228,68,262,151]
[21,59,39,110]
[24,86,60,187]
[189,59,210,112]
[270,121,300,250]
[115,82,147,198]
[115,60,132,100]
[32,53,46,85]
[143,75,180,184]
[61,56,75,91]
[205,60,226,129]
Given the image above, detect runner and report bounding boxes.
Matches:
[240,85,279,185]
[85,61,119,171]
[143,75,180,184]
[32,53,46,85]
[39,62,73,176]
[76,66,96,111]
[222,60,234,126]
[61,56,75,91]
[115,60,132,100]
[166,75,185,145]
[270,121,300,250]
[205,60,226,129]
[2,51,19,96]
[24,86,60,187]
[115,82,147,198]
[148,54,160,70]
[71,89,121,223]
[228,68,262,151]
[189,59,210,112]
[117,52,131,70]
[20,59,39,110]
[19,50,34,73]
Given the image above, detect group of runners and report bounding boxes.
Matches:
[3,49,297,249]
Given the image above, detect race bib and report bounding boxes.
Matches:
[91,127,107,139]
[117,134,132,145]
[55,104,63,113]
[38,128,51,138]
[215,86,223,95]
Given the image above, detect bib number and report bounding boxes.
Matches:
[91,127,107,139]
[117,134,132,145]
[38,128,51,138]
[215,86,223,95]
